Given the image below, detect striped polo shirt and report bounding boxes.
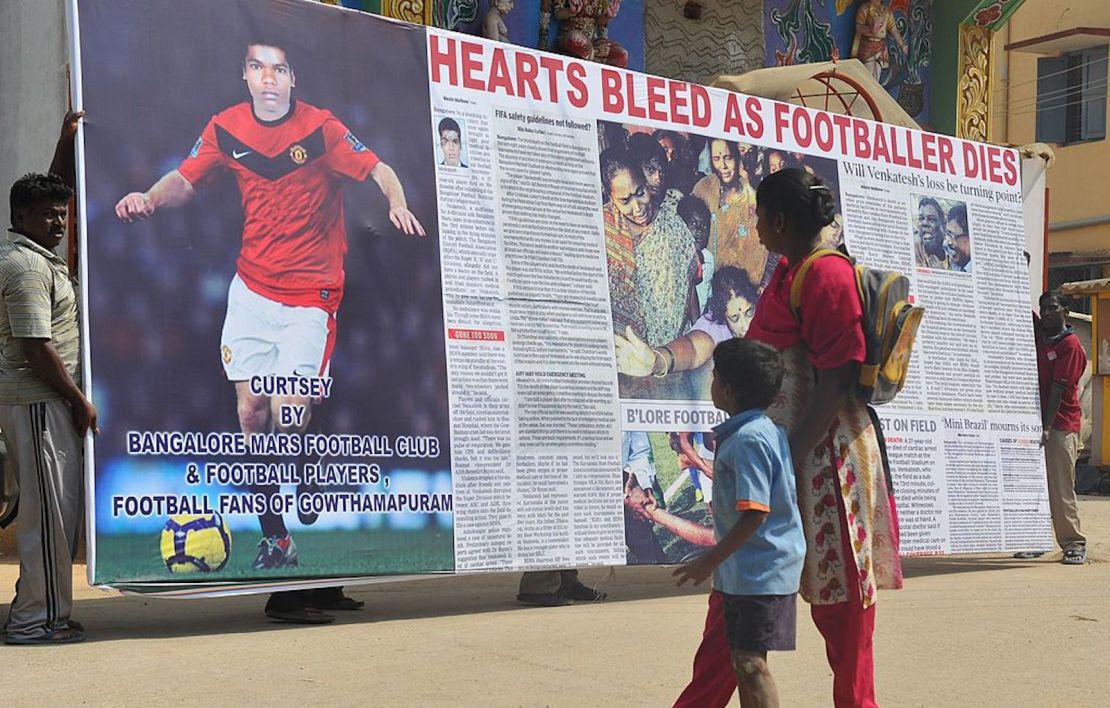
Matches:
[0,231,81,403]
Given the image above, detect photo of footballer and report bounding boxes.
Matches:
[78,0,453,585]
[436,117,468,169]
[114,38,425,571]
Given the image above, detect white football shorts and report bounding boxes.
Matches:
[220,274,336,381]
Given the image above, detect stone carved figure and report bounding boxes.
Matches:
[542,0,628,68]
[483,0,513,42]
[851,0,907,82]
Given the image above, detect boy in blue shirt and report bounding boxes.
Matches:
[673,338,804,708]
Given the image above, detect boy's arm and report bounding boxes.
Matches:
[672,510,767,586]
[674,433,777,586]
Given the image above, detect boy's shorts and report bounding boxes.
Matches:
[721,591,797,652]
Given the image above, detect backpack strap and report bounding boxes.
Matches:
[788,248,852,316]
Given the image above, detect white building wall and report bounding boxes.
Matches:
[0,0,69,556]
[0,0,70,230]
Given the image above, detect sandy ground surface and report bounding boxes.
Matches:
[2,497,1109,707]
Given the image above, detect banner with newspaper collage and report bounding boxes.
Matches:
[72,0,1049,593]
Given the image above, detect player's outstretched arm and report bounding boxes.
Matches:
[370,162,426,237]
[115,170,196,222]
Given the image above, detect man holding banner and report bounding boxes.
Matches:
[115,39,425,621]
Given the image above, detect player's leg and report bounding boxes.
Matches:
[272,304,334,527]
[271,394,313,435]
[220,278,336,623]
[235,382,289,529]
[267,304,361,616]
[233,381,302,571]
[270,391,317,523]
[221,276,297,569]
[235,382,271,435]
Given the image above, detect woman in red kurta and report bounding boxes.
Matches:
[674,168,901,708]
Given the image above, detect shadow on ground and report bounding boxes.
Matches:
[6,565,703,643]
[31,551,1080,644]
[5,551,1089,644]
[900,553,1066,578]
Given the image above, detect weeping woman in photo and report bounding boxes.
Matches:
[600,147,699,350]
[692,138,770,288]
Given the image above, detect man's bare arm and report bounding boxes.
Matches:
[49,110,83,188]
[649,505,716,547]
[19,338,98,436]
[370,162,426,237]
[1041,383,1066,446]
[115,170,196,222]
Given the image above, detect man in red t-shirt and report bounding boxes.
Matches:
[1035,291,1088,564]
[115,41,425,620]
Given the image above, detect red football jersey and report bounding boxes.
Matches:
[178,100,380,312]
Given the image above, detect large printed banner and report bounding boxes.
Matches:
[74,0,1050,591]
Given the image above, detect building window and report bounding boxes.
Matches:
[1036,46,1108,144]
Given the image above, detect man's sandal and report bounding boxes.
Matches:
[265,606,336,624]
[517,593,573,607]
[1062,547,1087,565]
[5,626,85,645]
[558,582,607,602]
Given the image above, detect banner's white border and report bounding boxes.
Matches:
[64,0,99,587]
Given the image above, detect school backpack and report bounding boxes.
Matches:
[789,249,925,405]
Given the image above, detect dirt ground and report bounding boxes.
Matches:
[2,497,1109,707]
